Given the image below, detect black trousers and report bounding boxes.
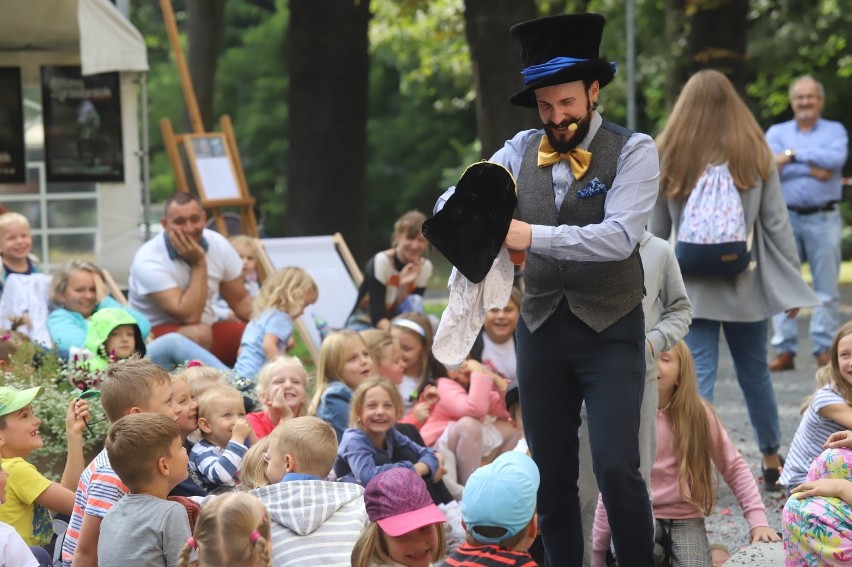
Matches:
[517,300,654,567]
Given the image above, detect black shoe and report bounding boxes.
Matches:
[762,455,785,492]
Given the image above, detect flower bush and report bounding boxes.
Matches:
[2,342,108,479]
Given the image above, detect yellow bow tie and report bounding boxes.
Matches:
[537,136,592,180]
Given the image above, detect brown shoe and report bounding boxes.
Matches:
[816,350,830,367]
[769,352,795,371]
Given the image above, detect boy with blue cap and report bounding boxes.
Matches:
[441,451,539,566]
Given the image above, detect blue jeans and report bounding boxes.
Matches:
[771,208,841,357]
[147,333,227,370]
[685,318,780,455]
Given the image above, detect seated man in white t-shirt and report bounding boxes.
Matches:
[129,192,252,366]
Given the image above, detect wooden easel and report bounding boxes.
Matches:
[159,0,259,238]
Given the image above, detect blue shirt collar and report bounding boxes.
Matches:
[163,231,209,261]
[280,472,323,483]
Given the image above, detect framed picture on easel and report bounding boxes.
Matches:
[182,132,244,204]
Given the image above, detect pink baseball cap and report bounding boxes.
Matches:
[364,468,446,537]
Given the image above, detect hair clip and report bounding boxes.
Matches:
[249,530,262,544]
[186,536,197,549]
[186,360,203,368]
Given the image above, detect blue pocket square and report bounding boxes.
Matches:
[577,177,608,198]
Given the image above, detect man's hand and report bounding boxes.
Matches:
[505,219,532,251]
[168,229,206,265]
[775,151,794,168]
[810,166,834,181]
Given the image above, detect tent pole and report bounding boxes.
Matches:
[140,72,152,240]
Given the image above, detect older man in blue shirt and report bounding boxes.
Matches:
[767,76,849,371]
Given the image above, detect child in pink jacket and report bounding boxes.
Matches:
[420,359,518,486]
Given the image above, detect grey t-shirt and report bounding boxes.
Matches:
[97,494,194,567]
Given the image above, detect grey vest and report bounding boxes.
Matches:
[517,121,644,333]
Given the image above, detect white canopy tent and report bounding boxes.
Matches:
[0,0,149,283]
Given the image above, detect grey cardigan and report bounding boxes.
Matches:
[650,164,818,322]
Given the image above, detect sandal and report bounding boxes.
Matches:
[761,454,785,492]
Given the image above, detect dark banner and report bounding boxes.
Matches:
[0,68,26,184]
[41,66,124,182]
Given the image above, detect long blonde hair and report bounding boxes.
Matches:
[801,321,852,414]
[253,266,317,318]
[308,330,368,416]
[178,492,271,567]
[667,341,723,515]
[350,521,446,567]
[656,69,773,199]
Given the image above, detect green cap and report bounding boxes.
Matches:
[0,386,44,418]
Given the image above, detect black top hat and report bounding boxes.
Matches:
[509,13,615,108]
[422,162,516,285]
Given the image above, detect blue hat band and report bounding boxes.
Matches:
[521,56,617,86]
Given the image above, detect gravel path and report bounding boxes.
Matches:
[704,293,852,554]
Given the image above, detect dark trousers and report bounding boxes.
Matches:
[517,300,654,567]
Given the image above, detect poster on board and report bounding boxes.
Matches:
[0,68,25,184]
[183,133,243,203]
[41,66,124,182]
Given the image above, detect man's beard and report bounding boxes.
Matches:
[543,102,593,153]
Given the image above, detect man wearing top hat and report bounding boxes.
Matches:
[435,13,657,566]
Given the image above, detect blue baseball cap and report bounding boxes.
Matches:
[461,451,540,544]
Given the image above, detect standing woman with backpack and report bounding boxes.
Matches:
[650,69,817,489]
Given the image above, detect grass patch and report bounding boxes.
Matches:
[802,261,852,286]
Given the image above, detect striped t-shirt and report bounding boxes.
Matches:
[780,385,848,488]
[61,448,128,566]
[441,542,538,566]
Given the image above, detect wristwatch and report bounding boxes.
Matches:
[784,149,796,161]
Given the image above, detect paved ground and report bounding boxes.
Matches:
[704,286,852,563]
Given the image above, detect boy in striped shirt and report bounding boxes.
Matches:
[442,452,540,567]
[62,357,181,567]
[189,384,250,492]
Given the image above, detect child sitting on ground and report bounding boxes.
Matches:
[470,287,522,384]
[246,356,309,439]
[351,467,447,567]
[361,329,405,386]
[234,267,318,384]
[190,385,251,493]
[179,492,271,567]
[62,357,182,567]
[309,330,374,440]
[239,436,272,491]
[334,378,443,489]
[169,372,206,498]
[592,342,779,566]
[251,416,368,566]
[0,445,41,566]
[441,451,540,566]
[420,359,516,487]
[0,385,88,550]
[98,413,195,566]
[780,321,852,491]
[0,212,40,298]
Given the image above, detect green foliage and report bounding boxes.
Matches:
[3,345,108,480]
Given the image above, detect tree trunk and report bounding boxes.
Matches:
[463,0,538,159]
[286,0,371,261]
[664,0,688,110]
[187,0,226,131]
[687,0,748,94]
